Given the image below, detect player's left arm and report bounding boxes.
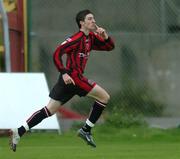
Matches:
[92,24,115,51]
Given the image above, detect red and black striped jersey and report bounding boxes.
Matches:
[53,31,115,75]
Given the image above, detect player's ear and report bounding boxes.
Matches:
[80,21,84,28]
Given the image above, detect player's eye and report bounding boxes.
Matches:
[88,17,93,20]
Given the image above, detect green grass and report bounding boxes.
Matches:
[1,126,180,159]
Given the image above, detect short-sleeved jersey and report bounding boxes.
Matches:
[53,31,115,76]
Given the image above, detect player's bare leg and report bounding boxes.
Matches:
[77,84,110,147]
[87,84,110,103]
[9,98,61,152]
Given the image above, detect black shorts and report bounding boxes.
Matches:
[49,74,96,104]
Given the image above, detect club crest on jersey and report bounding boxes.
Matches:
[78,52,89,59]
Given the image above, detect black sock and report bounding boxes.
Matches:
[82,101,106,132]
[18,107,51,137]
[27,106,51,129]
[18,126,26,137]
[82,124,92,132]
[89,100,106,123]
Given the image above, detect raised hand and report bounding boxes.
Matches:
[95,24,109,40]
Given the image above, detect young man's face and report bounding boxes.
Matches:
[81,13,96,31]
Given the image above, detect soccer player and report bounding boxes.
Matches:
[9,9,115,151]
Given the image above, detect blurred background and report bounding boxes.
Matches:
[1,0,180,131]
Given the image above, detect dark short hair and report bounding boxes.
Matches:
[76,9,93,29]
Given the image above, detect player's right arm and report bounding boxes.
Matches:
[53,39,75,85]
[53,40,71,74]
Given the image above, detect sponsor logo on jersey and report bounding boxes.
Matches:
[85,39,90,50]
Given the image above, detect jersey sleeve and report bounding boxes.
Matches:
[53,40,72,74]
[92,33,115,51]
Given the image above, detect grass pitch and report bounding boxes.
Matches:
[1,126,180,159]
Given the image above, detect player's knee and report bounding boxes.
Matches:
[105,93,110,103]
[101,92,110,104]
[46,99,62,115]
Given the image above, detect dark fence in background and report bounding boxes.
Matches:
[28,0,180,128]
